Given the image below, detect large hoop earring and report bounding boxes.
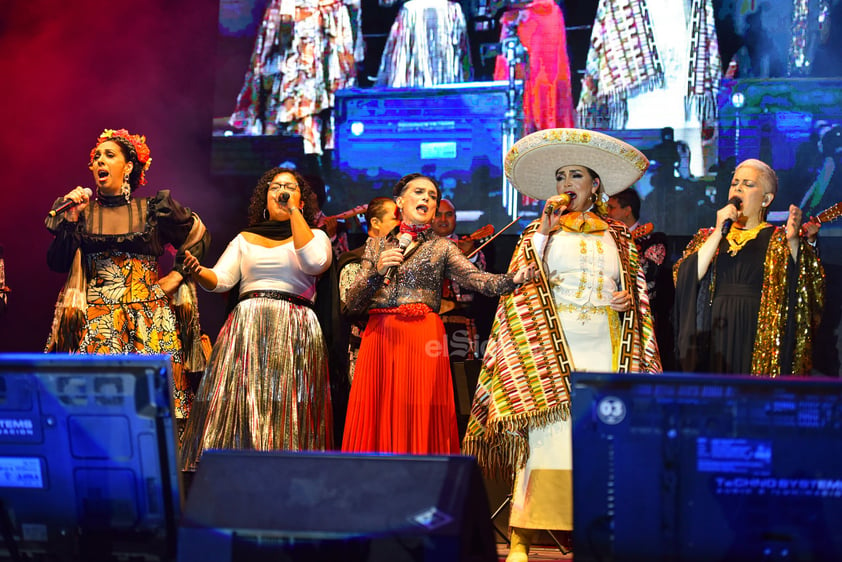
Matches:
[263,208,269,220]
[121,171,131,202]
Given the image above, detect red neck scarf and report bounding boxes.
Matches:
[399,222,431,240]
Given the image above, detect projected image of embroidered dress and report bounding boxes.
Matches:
[375,0,470,87]
[578,0,720,177]
[229,0,356,154]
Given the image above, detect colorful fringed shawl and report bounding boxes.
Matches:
[577,0,664,128]
[463,219,661,476]
[685,0,721,122]
[578,0,720,128]
[674,227,825,375]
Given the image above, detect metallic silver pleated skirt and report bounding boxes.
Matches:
[180,295,332,471]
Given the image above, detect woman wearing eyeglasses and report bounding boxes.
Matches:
[179,167,334,471]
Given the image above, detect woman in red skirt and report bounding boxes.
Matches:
[341,173,535,455]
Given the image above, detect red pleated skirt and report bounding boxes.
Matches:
[341,309,460,455]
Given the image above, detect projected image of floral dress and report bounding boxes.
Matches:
[229,0,357,155]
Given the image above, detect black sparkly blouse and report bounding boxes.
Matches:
[344,228,517,314]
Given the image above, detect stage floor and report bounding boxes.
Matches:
[496,543,573,561]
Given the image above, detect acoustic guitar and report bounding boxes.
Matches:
[801,201,842,236]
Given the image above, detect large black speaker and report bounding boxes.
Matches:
[177,451,497,562]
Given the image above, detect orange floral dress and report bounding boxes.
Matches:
[45,191,210,419]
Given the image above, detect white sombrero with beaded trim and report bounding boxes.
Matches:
[504,128,650,199]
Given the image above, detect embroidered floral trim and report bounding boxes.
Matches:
[370,303,432,317]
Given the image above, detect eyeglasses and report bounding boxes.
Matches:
[269,182,299,192]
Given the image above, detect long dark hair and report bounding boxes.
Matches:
[247,167,318,226]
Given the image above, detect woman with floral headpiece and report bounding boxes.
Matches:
[44,128,210,427]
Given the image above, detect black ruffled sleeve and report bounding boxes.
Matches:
[151,190,210,276]
[45,198,83,273]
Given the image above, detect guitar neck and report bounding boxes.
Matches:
[330,206,368,221]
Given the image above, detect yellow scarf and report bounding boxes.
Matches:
[558,211,609,234]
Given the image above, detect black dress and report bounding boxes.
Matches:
[675,226,795,374]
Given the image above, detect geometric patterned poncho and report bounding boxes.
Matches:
[462,219,662,477]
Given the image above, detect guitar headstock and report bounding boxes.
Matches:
[632,223,654,240]
[817,201,842,224]
[468,224,495,241]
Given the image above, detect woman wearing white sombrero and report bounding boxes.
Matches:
[463,128,662,560]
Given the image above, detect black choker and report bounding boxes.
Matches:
[96,192,129,207]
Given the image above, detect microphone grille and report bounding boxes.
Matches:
[82,188,93,197]
[398,232,413,248]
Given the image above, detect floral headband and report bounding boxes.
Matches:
[89,128,152,186]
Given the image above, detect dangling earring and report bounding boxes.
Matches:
[121,171,131,202]
[263,208,269,220]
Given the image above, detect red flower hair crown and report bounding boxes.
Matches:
[89,128,152,186]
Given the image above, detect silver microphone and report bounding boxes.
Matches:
[383,232,413,286]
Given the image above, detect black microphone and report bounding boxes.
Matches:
[545,191,576,215]
[721,196,742,236]
[279,192,290,204]
[48,188,93,217]
[383,232,413,286]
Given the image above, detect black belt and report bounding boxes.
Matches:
[239,290,314,309]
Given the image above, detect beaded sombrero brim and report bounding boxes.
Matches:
[504,128,650,199]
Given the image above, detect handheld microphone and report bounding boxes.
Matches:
[721,196,742,236]
[545,191,576,215]
[383,232,413,286]
[48,188,93,217]
[279,192,290,204]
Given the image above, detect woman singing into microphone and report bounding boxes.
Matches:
[674,158,825,375]
[44,128,210,428]
[341,173,536,456]
[179,167,334,470]
[463,128,661,561]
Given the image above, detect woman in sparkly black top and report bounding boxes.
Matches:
[341,173,535,455]
[44,128,210,423]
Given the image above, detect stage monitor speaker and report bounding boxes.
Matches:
[571,372,842,561]
[0,353,181,562]
[177,450,497,562]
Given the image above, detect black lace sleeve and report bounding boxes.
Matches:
[443,242,517,296]
[343,237,387,314]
